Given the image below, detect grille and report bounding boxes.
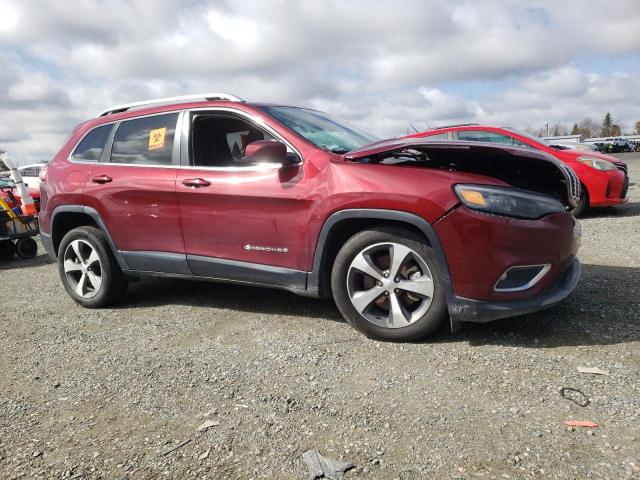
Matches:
[619,167,629,199]
[561,165,581,202]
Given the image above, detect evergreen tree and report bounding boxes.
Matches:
[570,123,579,135]
[601,112,613,137]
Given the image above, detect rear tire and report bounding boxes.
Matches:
[572,186,589,218]
[331,227,447,341]
[0,240,15,260]
[58,226,128,307]
[16,237,37,259]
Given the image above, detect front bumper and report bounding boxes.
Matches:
[449,258,581,324]
[585,166,629,207]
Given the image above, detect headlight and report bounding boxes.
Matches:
[577,156,617,171]
[454,184,565,219]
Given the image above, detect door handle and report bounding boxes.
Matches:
[91,175,112,184]
[182,178,211,188]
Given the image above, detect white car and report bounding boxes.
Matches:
[548,142,595,152]
[15,163,47,189]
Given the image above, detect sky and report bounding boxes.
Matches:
[0,0,639,164]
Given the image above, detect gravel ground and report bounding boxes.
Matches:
[1,155,639,480]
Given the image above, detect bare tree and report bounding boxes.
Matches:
[635,120,640,135]
[551,123,569,136]
[523,126,545,137]
[576,117,599,138]
[610,124,621,136]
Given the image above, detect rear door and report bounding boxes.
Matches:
[82,111,188,274]
[175,109,309,287]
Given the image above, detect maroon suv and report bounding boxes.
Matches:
[39,93,582,341]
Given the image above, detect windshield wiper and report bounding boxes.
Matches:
[327,147,350,154]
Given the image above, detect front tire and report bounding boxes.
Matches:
[331,227,447,341]
[58,226,127,307]
[572,185,589,218]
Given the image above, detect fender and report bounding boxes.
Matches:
[307,208,455,298]
[44,205,129,270]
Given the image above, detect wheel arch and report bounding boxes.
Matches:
[308,209,453,301]
[49,206,128,269]
[580,181,590,205]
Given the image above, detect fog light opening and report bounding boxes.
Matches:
[494,264,551,292]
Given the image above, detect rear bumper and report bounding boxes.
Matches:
[449,258,581,324]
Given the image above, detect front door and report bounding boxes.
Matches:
[175,111,309,288]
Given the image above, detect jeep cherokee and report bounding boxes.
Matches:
[39,93,582,341]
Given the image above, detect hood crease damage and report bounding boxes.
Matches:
[344,140,579,208]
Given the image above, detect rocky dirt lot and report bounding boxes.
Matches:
[1,156,639,480]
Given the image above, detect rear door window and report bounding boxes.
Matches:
[511,138,532,148]
[72,124,113,162]
[111,113,179,165]
[457,130,513,145]
[426,132,449,140]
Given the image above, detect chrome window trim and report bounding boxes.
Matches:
[180,107,303,171]
[69,107,304,173]
[494,263,551,292]
[88,161,286,172]
[68,109,183,165]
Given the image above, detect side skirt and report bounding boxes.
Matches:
[120,250,309,295]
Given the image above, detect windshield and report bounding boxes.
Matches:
[0,177,16,188]
[258,106,379,154]
[503,127,550,147]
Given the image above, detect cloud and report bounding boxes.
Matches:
[479,69,640,129]
[0,0,639,162]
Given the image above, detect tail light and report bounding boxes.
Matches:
[39,165,48,182]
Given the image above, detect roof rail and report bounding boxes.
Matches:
[98,93,244,117]
[431,122,479,130]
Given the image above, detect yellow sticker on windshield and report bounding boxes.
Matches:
[149,127,167,150]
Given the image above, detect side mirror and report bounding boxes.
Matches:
[244,140,292,166]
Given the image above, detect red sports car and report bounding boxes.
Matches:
[408,125,628,216]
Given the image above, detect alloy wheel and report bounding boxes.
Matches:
[346,242,435,328]
[63,239,103,299]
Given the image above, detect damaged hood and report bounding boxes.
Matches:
[342,138,581,208]
[344,138,555,163]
